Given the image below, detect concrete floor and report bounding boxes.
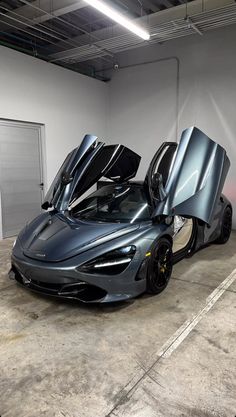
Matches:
[0,234,236,417]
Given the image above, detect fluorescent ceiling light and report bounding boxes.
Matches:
[84,0,150,40]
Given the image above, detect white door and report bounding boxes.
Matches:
[0,120,44,238]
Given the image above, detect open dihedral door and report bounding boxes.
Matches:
[146,127,230,225]
[43,134,141,212]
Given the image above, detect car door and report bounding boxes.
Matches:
[43,134,141,211]
[146,126,230,225]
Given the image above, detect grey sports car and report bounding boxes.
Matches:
[9,126,232,303]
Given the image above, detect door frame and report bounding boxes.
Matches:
[0,118,46,239]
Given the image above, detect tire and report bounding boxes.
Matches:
[215,206,232,244]
[146,238,173,294]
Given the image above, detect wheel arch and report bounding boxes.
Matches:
[160,234,173,246]
[146,235,173,295]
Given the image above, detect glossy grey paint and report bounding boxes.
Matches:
[21,212,140,262]
[43,134,98,210]
[11,194,230,302]
[12,215,169,301]
[152,127,230,225]
[9,127,231,303]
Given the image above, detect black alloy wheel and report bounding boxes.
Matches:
[146,238,173,294]
[215,206,232,244]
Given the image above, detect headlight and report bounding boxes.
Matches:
[13,239,17,248]
[78,245,136,275]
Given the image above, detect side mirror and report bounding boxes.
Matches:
[61,171,73,185]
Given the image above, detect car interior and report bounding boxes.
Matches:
[172,217,193,253]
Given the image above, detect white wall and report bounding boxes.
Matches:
[1,25,236,228]
[108,25,236,228]
[0,46,108,190]
[108,59,178,179]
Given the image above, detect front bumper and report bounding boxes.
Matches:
[9,264,109,302]
[10,253,147,303]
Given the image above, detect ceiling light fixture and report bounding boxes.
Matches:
[84,0,150,40]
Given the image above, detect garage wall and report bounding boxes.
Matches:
[1,25,236,228]
[107,25,236,228]
[0,45,108,190]
[107,59,178,179]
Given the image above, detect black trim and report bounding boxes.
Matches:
[11,265,107,303]
[144,142,177,209]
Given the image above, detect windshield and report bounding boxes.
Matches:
[71,184,151,223]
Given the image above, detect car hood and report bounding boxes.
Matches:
[18,213,139,262]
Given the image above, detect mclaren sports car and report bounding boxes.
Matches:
[9,126,232,303]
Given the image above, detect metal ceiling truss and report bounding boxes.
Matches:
[48,1,236,64]
[0,0,236,79]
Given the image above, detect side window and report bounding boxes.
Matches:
[153,144,177,187]
[145,143,177,204]
[42,151,73,209]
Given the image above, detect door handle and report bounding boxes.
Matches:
[39,182,44,189]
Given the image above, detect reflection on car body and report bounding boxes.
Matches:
[9,126,232,303]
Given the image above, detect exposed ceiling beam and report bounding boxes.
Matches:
[0,0,156,34]
[157,0,175,8]
[48,0,234,62]
[142,0,161,12]
[0,0,118,60]
[0,0,86,31]
[118,0,160,14]
[116,0,144,16]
